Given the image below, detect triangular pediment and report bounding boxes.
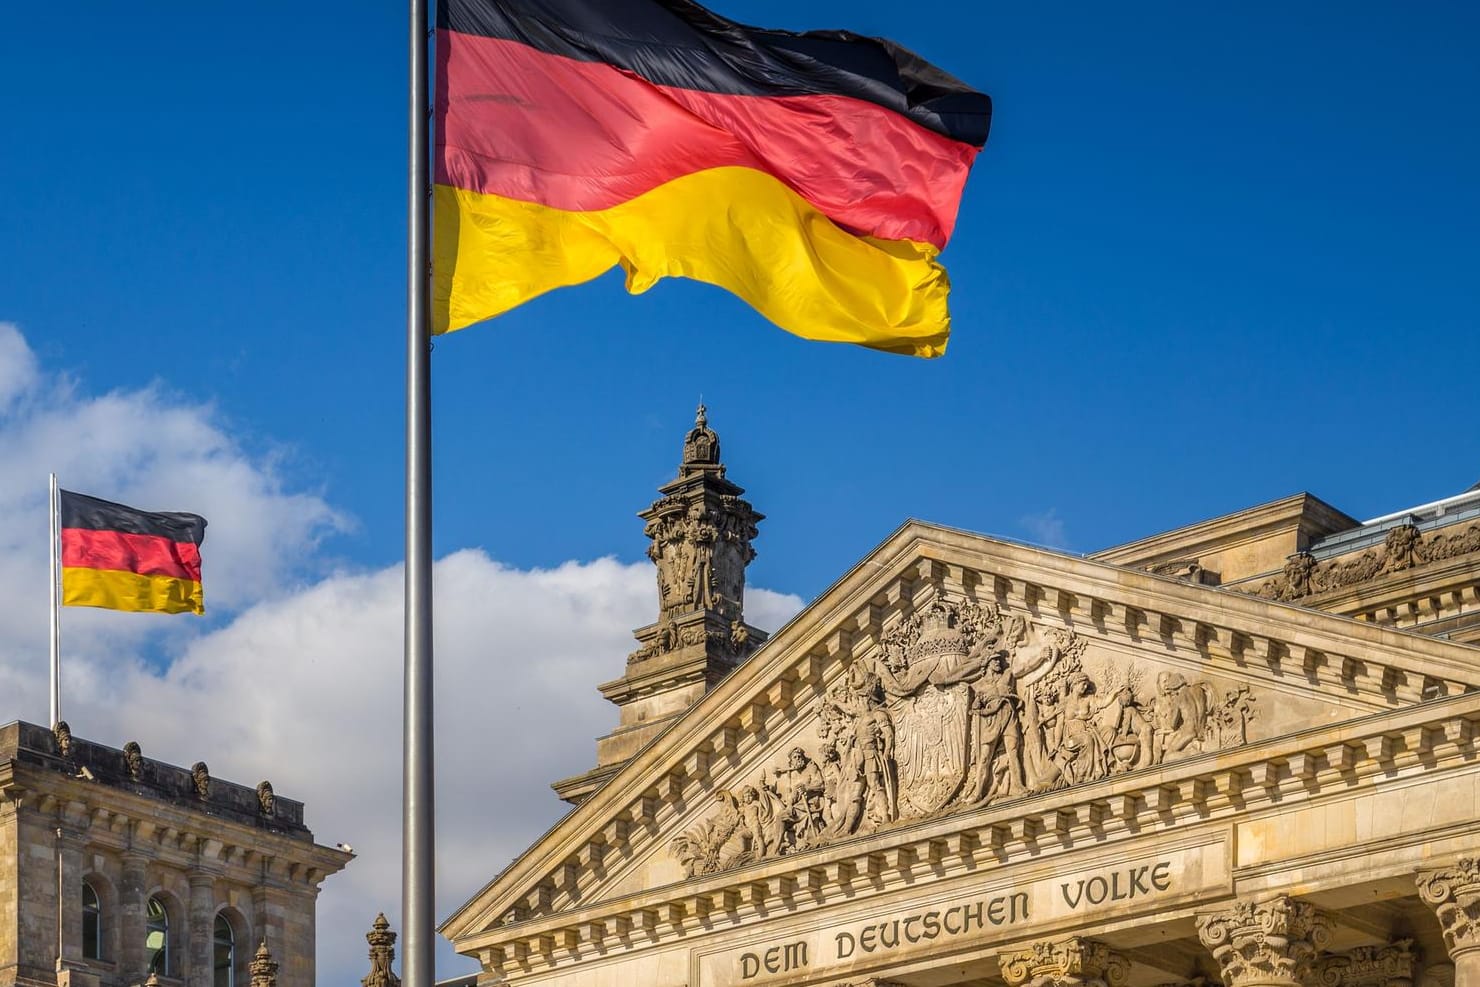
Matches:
[442,521,1480,955]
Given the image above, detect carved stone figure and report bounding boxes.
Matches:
[123,740,144,780]
[257,780,276,816]
[191,761,211,799]
[52,721,74,761]
[671,595,1263,877]
[764,747,826,851]
[1151,671,1214,760]
[1385,524,1422,572]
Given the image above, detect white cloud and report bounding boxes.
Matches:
[0,323,38,407]
[1018,508,1070,550]
[0,324,806,982]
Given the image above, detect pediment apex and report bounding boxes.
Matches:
[441,520,1480,943]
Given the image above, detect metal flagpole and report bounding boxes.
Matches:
[404,0,436,982]
[48,473,61,728]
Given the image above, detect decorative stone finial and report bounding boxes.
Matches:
[362,914,401,987]
[190,761,211,799]
[249,939,279,987]
[680,402,722,474]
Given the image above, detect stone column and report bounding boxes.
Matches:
[1000,937,1131,987]
[118,851,150,980]
[186,872,216,987]
[1196,896,1333,987]
[1418,860,1480,987]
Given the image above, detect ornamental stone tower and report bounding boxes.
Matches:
[553,406,766,805]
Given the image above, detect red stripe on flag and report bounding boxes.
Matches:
[436,30,977,248]
[61,528,202,582]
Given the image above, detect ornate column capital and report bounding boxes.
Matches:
[1196,895,1334,987]
[1316,941,1419,987]
[1419,860,1480,960]
[1001,937,1131,987]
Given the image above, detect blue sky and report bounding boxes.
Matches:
[3,0,1479,978]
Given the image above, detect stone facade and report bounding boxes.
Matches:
[441,460,1480,987]
[0,722,350,987]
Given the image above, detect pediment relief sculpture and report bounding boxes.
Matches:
[1248,520,1480,602]
[672,597,1257,877]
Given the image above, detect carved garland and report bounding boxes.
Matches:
[671,596,1259,878]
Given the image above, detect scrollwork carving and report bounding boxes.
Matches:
[1196,896,1333,987]
[1418,860,1480,959]
[1000,937,1130,987]
[1316,941,1418,987]
[671,594,1261,877]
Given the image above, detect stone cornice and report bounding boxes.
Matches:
[1091,494,1357,570]
[452,686,1480,971]
[0,762,351,887]
[441,522,1480,944]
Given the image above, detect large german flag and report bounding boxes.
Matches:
[434,0,991,357]
[59,491,207,615]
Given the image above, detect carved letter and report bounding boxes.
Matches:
[784,942,807,971]
[944,907,963,935]
[963,901,985,932]
[1129,866,1150,896]
[1013,892,1030,922]
[1086,876,1109,905]
[880,920,900,950]
[989,896,1008,925]
[905,916,923,943]
[765,946,781,975]
[741,953,760,979]
[1152,862,1172,892]
[861,926,878,952]
[836,933,855,960]
[923,911,942,939]
[1062,881,1085,909]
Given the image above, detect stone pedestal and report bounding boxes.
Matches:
[1001,937,1131,987]
[1419,861,1480,987]
[1197,896,1333,987]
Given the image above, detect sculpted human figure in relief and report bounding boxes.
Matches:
[671,596,1260,878]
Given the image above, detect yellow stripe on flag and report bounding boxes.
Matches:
[432,166,953,358]
[62,567,204,615]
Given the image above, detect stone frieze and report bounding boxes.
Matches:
[1246,521,1480,603]
[671,597,1257,878]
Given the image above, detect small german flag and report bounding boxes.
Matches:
[59,490,207,615]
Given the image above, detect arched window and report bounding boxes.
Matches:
[81,881,103,960]
[213,914,235,987]
[146,896,169,974]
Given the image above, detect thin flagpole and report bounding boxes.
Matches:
[404,0,435,984]
[48,473,61,728]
